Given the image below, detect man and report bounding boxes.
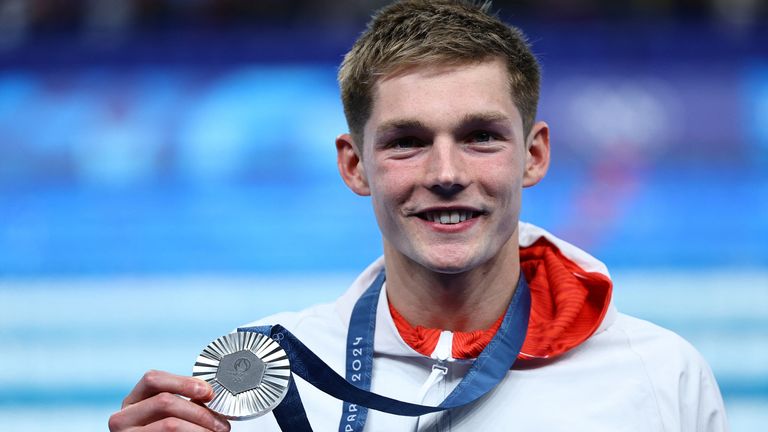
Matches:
[109,1,729,431]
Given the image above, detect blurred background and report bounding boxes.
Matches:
[0,0,766,430]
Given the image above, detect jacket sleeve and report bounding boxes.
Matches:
[621,316,730,432]
[643,331,730,432]
[684,352,729,432]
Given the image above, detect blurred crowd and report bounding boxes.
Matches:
[0,0,764,42]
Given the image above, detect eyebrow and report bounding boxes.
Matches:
[376,111,510,134]
[374,119,426,138]
[374,111,513,141]
[460,111,511,125]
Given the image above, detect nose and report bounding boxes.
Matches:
[427,139,467,197]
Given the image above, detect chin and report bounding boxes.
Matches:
[415,250,481,275]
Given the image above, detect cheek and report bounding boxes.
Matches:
[367,162,415,205]
[368,173,413,242]
[477,159,525,229]
[478,157,524,196]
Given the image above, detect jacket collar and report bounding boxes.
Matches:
[334,222,617,359]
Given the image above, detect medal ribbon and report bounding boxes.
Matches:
[239,270,530,432]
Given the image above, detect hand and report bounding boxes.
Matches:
[108,370,231,432]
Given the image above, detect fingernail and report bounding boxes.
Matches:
[195,382,210,397]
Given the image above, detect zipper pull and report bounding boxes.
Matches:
[416,362,448,404]
[416,331,454,404]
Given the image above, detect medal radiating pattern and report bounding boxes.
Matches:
[193,331,291,420]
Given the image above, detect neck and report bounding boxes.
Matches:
[383,235,520,332]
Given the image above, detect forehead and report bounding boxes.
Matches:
[364,59,520,137]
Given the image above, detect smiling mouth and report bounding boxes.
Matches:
[416,209,483,225]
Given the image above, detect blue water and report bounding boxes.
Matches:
[0,271,766,431]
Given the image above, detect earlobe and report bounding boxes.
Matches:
[523,121,551,188]
[336,133,371,196]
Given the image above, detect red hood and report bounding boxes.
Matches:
[389,237,613,362]
[518,237,612,360]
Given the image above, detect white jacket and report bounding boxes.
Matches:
[233,223,728,431]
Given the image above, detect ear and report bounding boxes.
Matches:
[523,121,550,188]
[336,133,371,196]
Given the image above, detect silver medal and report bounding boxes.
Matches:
[193,331,291,420]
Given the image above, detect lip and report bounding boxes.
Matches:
[410,206,486,233]
[416,205,484,214]
[419,215,481,233]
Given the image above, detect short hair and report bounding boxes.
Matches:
[338,0,541,149]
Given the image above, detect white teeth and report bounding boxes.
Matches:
[424,210,475,224]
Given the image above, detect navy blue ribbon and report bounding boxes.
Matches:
[239,271,530,432]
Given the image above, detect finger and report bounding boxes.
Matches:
[110,392,230,432]
[123,370,213,408]
[141,417,223,432]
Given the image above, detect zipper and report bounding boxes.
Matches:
[416,330,453,404]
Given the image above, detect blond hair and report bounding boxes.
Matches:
[338,0,541,148]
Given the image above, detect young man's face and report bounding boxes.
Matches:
[338,58,549,274]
